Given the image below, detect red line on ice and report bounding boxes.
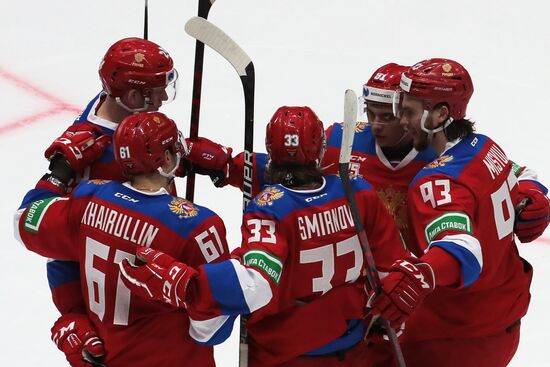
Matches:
[0,66,80,108]
[0,106,77,135]
[0,66,81,135]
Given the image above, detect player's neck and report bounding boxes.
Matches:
[380,143,412,161]
[131,174,171,193]
[431,131,449,156]
[96,96,133,124]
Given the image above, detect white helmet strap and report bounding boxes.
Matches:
[158,152,181,180]
[420,109,453,144]
[115,96,152,113]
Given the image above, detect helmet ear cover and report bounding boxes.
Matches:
[265,106,325,166]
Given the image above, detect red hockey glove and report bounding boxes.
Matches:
[515,181,550,243]
[45,123,111,175]
[51,313,106,367]
[367,259,435,329]
[119,246,198,308]
[184,137,233,187]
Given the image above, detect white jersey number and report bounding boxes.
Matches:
[491,171,517,239]
[85,237,134,326]
[195,225,225,263]
[420,179,452,208]
[247,219,276,244]
[299,235,363,294]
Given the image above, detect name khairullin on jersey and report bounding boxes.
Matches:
[81,201,160,246]
[297,203,354,240]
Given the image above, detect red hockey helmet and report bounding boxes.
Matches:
[400,58,474,120]
[363,63,409,104]
[265,106,325,165]
[114,112,185,175]
[99,38,176,98]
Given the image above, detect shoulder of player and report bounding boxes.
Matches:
[409,134,488,187]
[72,179,115,198]
[246,184,287,217]
[326,120,371,141]
[348,175,376,193]
[142,194,224,240]
[160,194,218,221]
[74,92,116,132]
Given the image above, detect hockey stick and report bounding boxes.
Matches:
[185,16,255,367]
[339,89,407,367]
[185,0,216,202]
[143,0,148,39]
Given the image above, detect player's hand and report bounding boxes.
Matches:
[515,181,550,243]
[184,137,233,187]
[119,246,197,308]
[45,123,111,175]
[51,313,106,367]
[367,259,435,329]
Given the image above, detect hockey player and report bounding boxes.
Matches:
[367,58,539,367]
[41,37,180,365]
[184,63,549,248]
[15,112,227,367]
[119,106,409,367]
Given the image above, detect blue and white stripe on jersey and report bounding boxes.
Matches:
[189,259,273,345]
[429,233,483,287]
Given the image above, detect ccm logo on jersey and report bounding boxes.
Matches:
[305,193,328,202]
[115,192,139,203]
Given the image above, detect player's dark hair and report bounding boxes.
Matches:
[435,102,476,140]
[265,162,323,188]
[444,118,476,140]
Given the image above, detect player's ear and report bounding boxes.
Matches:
[125,89,144,106]
[163,149,176,170]
[433,103,450,124]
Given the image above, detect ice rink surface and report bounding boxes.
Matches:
[1,0,549,365]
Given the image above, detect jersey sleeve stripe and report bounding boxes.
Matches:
[203,259,273,315]
[520,179,548,195]
[189,314,237,345]
[429,233,483,287]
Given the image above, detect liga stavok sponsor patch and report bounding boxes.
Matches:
[424,211,472,243]
[23,197,58,233]
[243,250,283,284]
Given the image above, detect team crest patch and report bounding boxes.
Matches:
[377,187,408,230]
[88,179,110,185]
[355,121,367,133]
[169,198,199,219]
[255,187,284,206]
[426,155,453,169]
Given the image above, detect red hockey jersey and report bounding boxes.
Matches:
[185,175,407,366]
[16,180,228,366]
[403,134,532,341]
[322,122,437,249]
[47,92,177,315]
